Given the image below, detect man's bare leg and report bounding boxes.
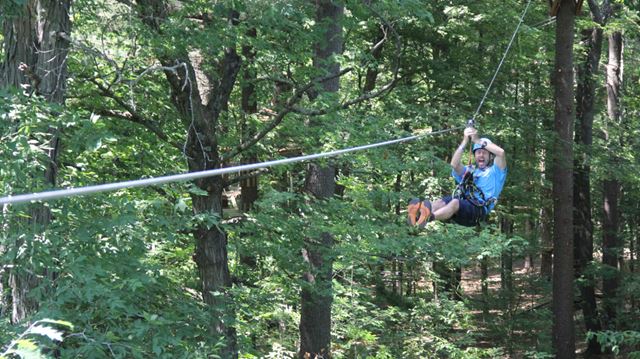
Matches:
[432,199,447,212]
[432,198,460,221]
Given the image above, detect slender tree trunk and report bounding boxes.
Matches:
[363,24,387,93]
[300,165,336,359]
[240,27,259,212]
[602,29,622,328]
[631,221,638,312]
[481,257,489,316]
[298,1,343,357]
[540,134,553,280]
[501,216,513,293]
[630,221,636,274]
[237,28,259,271]
[551,1,576,357]
[539,188,553,280]
[573,3,608,351]
[524,220,534,270]
[397,259,404,297]
[602,179,620,324]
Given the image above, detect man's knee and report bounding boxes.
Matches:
[433,198,446,211]
[448,198,460,211]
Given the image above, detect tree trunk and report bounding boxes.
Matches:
[573,3,608,351]
[240,27,259,212]
[363,24,387,93]
[540,134,553,280]
[602,179,620,325]
[631,220,638,312]
[185,48,241,357]
[602,29,622,328]
[481,257,489,316]
[523,220,534,270]
[131,3,242,355]
[1,0,71,323]
[298,1,343,357]
[539,190,553,280]
[551,1,576,357]
[1,5,36,89]
[501,216,513,293]
[299,165,336,359]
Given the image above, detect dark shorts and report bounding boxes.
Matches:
[442,195,486,227]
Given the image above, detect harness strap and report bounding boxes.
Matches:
[453,167,496,210]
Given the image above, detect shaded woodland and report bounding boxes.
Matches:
[1,0,639,358]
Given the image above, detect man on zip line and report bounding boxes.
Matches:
[407,127,507,227]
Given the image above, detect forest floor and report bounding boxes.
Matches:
[459,260,617,359]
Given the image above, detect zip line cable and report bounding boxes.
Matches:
[0,1,532,206]
[0,126,465,205]
[470,0,533,123]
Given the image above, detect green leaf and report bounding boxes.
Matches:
[7,339,42,359]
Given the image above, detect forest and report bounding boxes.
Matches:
[0,0,639,358]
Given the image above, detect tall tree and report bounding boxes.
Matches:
[602,25,623,328]
[121,1,241,355]
[298,1,343,357]
[74,1,400,355]
[1,0,71,323]
[551,0,576,357]
[573,0,610,353]
[240,26,259,212]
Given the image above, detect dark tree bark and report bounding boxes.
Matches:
[602,29,623,327]
[300,161,336,359]
[551,1,576,358]
[481,257,489,316]
[540,120,554,281]
[602,178,620,323]
[240,27,259,212]
[363,24,387,93]
[573,1,609,353]
[182,46,241,359]
[539,186,553,280]
[298,1,343,357]
[501,216,513,293]
[1,12,34,88]
[1,0,71,323]
[131,2,240,356]
[236,27,260,272]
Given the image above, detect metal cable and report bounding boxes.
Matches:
[0,0,533,206]
[0,126,465,205]
[470,0,533,122]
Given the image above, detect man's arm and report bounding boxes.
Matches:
[451,128,473,176]
[477,139,506,170]
[451,142,466,177]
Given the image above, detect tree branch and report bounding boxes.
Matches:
[113,0,133,6]
[285,3,405,118]
[223,168,269,187]
[88,78,183,151]
[291,73,402,116]
[56,32,123,87]
[220,67,353,162]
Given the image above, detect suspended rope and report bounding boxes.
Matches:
[469,0,533,124]
[0,0,532,206]
[0,126,465,205]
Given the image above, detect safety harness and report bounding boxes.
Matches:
[452,133,497,220]
[452,167,497,211]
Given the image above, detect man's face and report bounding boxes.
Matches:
[474,148,491,169]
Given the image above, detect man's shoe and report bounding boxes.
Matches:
[407,198,421,226]
[416,200,433,228]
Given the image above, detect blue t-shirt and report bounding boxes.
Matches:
[451,164,507,213]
